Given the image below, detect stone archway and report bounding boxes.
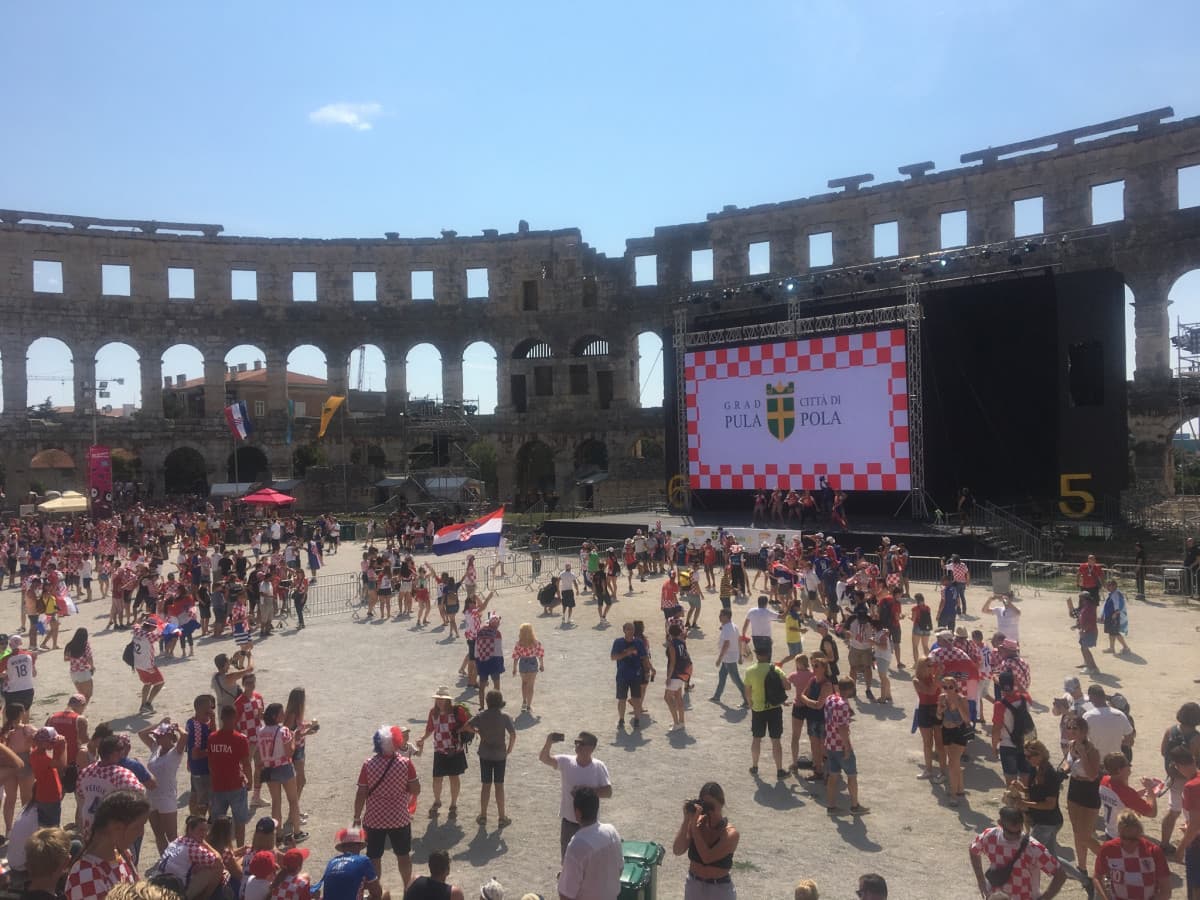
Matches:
[227,445,270,483]
[164,446,209,495]
[515,440,556,506]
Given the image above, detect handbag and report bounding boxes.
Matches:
[984,834,1029,888]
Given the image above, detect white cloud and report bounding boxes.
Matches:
[308,102,383,131]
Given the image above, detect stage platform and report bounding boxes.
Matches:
[538,511,992,558]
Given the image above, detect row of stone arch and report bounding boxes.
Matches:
[3,332,667,414]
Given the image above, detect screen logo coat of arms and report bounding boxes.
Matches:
[765,381,795,440]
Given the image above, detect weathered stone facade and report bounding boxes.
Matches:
[1,107,1199,502]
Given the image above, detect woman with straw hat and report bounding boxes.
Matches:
[416,687,469,819]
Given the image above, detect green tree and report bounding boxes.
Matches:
[293,443,329,477]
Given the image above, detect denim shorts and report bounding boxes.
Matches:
[263,762,296,783]
[827,749,858,777]
[211,787,251,825]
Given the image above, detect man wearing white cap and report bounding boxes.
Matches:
[1,634,37,710]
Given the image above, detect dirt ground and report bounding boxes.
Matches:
[11,542,1198,899]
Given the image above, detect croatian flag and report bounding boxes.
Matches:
[223,401,253,441]
[433,507,505,556]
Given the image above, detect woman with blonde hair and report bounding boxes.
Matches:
[937,674,971,805]
[912,656,945,781]
[793,880,819,900]
[510,623,545,713]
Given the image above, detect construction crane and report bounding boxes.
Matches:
[355,344,366,391]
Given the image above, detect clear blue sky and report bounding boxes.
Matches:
[3,1,1199,412]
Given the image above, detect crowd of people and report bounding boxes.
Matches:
[0,504,1194,899]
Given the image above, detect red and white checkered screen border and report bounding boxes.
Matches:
[684,328,911,492]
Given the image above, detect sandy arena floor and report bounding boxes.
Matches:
[10,541,1198,899]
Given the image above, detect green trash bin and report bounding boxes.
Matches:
[618,860,650,900]
[622,841,664,900]
[339,521,356,541]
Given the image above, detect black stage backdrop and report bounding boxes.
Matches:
[665,267,1128,516]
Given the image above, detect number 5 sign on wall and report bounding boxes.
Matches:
[1059,473,1096,518]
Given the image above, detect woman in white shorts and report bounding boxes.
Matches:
[138,719,187,854]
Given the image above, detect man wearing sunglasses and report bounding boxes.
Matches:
[539,731,612,860]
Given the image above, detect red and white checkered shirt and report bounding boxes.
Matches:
[76,763,146,837]
[357,752,419,829]
[929,644,974,695]
[160,835,226,885]
[235,692,266,748]
[271,872,311,900]
[425,709,466,755]
[1094,837,1169,900]
[474,626,501,661]
[823,693,852,753]
[68,644,94,674]
[950,562,969,584]
[969,827,1060,900]
[660,581,679,610]
[511,641,544,660]
[996,655,1032,693]
[65,850,138,900]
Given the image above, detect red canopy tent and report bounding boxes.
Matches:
[239,488,296,506]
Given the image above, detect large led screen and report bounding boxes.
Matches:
[685,328,910,491]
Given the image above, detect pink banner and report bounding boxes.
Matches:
[87,445,113,519]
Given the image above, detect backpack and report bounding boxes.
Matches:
[122,640,137,670]
[1001,696,1036,746]
[764,666,789,707]
[452,704,474,746]
[916,605,932,631]
[1165,724,1197,774]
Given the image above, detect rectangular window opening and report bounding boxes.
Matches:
[522,280,539,311]
[1178,164,1200,210]
[254,400,266,417]
[167,267,195,300]
[33,260,63,294]
[1091,181,1125,225]
[353,271,377,303]
[101,263,131,296]
[939,210,967,249]
[510,375,527,413]
[809,232,833,268]
[569,365,589,395]
[292,271,317,303]
[690,248,714,282]
[231,269,258,302]
[534,366,554,397]
[466,267,489,300]
[412,270,435,301]
[597,371,614,410]
[1013,196,1044,237]
[581,278,597,309]
[873,221,899,259]
[634,255,657,287]
[748,241,770,276]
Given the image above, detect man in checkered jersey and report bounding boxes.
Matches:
[969,806,1068,900]
[75,735,146,838]
[1093,811,1170,900]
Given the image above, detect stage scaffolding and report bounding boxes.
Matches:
[672,290,929,519]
